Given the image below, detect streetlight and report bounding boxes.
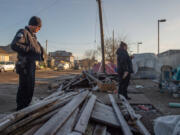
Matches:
[158,19,166,55]
[137,42,142,54]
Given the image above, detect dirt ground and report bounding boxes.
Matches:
[0,69,81,114]
[0,70,180,134]
[92,79,180,134]
[132,79,180,115]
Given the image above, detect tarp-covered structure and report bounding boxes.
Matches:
[92,62,117,74]
[154,115,180,135]
[132,53,162,79]
[172,66,180,81]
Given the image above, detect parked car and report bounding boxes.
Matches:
[0,61,15,72]
[57,63,70,70]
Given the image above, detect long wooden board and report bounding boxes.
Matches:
[119,95,151,135]
[109,94,133,135]
[0,96,60,132]
[23,124,43,135]
[68,132,82,135]
[3,98,71,134]
[74,95,96,134]
[93,125,107,135]
[91,102,120,128]
[34,91,89,135]
[56,108,79,135]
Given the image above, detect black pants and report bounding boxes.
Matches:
[118,73,131,98]
[16,62,36,110]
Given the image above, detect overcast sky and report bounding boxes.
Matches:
[0,0,180,59]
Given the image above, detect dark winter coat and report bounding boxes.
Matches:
[11,26,44,62]
[116,47,133,74]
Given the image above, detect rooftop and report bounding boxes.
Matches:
[0,45,15,54]
[158,49,180,57]
[49,50,73,57]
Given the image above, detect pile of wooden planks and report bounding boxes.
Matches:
[0,93,150,134]
[0,71,151,135]
[48,71,118,93]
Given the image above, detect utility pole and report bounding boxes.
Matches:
[97,0,105,73]
[112,30,115,64]
[158,19,166,55]
[46,40,48,55]
[137,44,139,54]
[158,22,159,55]
[137,42,142,54]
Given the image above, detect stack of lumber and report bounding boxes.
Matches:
[48,71,118,92]
[83,71,117,92]
[0,92,150,134]
[0,71,151,135]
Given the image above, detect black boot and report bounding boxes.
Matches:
[125,95,131,100]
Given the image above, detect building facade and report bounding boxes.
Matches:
[0,45,17,62]
[158,50,180,68]
[79,58,98,70]
[0,50,9,62]
[49,50,74,68]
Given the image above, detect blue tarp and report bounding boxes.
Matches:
[172,66,180,81]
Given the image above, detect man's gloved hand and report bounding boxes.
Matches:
[123,71,129,79]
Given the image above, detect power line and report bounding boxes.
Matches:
[94,4,99,48]
[95,0,112,47]
[35,0,60,15]
[101,1,111,39]
[47,40,94,45]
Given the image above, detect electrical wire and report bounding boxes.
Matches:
[1,0,100,53]
[101,1,111,39]
[94,3,100,48]
[35,0,60,15]
[46,40,94,45]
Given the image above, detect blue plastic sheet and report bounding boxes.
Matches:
[172,66,180,81]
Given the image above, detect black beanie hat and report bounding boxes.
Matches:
[29,16,42,27]
[120,41,127,48]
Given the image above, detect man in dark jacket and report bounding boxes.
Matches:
[116,41,133,99]
[11,16,44,110]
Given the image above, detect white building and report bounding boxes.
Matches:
[158,50,180,68]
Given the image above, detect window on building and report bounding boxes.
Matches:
[0,56,5,61]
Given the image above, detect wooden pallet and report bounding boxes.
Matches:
[97,81,116,92]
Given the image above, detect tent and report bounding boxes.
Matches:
[92,62,117,74]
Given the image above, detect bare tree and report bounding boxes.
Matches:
[84,49,98,61]
[82,49,98,70]
[97,34,129,64]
